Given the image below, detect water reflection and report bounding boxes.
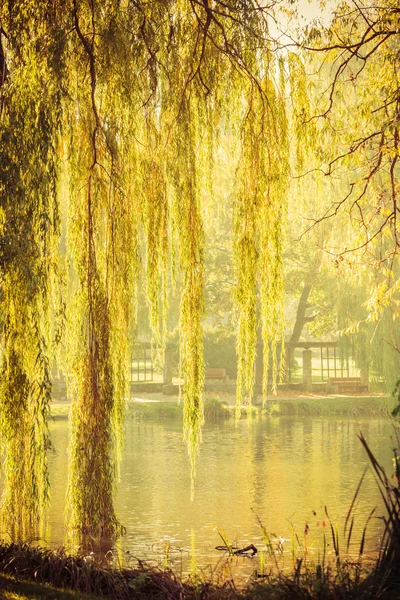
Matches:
[39,415,396,578]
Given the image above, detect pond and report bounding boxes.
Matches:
[40,412,397,580]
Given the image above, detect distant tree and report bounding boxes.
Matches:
[284,0,400,384]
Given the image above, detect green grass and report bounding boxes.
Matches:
[127,400,183,420]
[203,397,230,420]
[261,395,395,417]
[127,395,396,420]
[127,396,231,421]
[50,395,396,423]
[0,575,96,600]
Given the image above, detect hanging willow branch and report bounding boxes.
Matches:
[0,1,63,530]
[169,98,206,490]
[0,0,290,534]
[234,56,289,410]
[66,0,142,536]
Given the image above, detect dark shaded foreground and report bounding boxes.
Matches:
[0,573,94,599]
[0,541,399,600]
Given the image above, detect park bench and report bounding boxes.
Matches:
[205,368,228,382]
[327,377,368,394]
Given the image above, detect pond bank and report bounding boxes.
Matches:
[0,541,398,599]
[0,573,95,599]
[49,393,395,421]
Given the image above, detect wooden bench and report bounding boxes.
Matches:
[328,377,368,394]
[205,368,228,382]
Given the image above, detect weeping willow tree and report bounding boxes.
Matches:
[64,0,142,535]
[0,0,291,535]
[0,2,64,530]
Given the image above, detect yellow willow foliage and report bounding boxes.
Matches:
[260,60,289,397]
[168,98,206,488]
[0,0,292,533]
[141,126,169,355]
[65,0,139,535]
[0,1,63,529]
[234,60,289,411]
[288,52,311,174]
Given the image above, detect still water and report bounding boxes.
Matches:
[45,413,394,578]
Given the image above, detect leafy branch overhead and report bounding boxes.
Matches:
[294,0,399,263]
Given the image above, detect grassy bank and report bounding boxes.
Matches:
[260,395,395,417]
[0,540,398,600]
[124,395,396,420]
[126,396,232,421]
[0,574,97,599]
[49,395,395,422]
[49,397,232,422]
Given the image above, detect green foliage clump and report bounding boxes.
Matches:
[234,60,288,412]
[0,0,63,529]
[203,397,230,421]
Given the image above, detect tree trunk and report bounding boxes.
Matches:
[286,283,316,380]
[290,283,313,345]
